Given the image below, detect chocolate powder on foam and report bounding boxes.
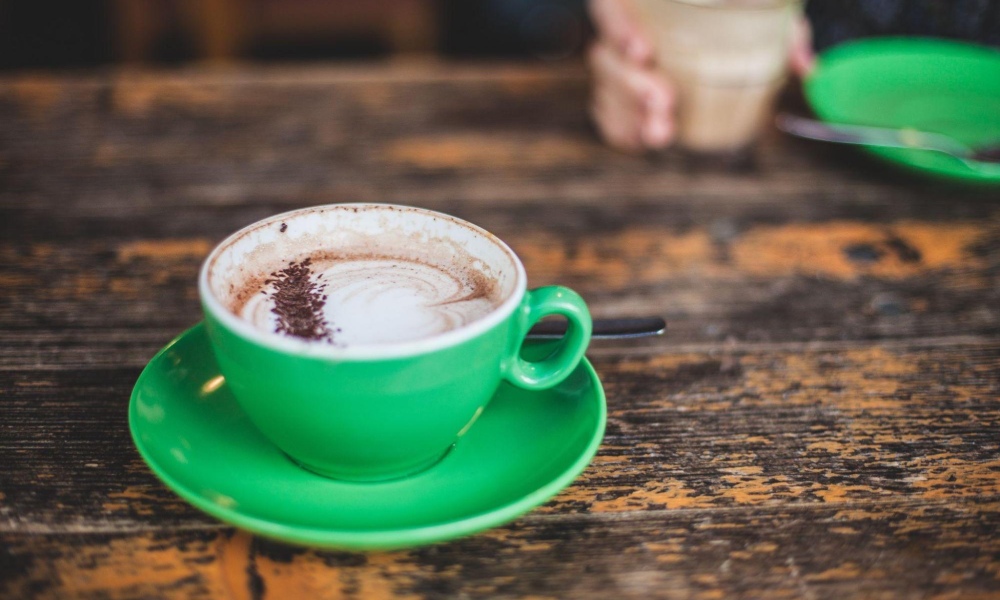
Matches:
[264,257,334,342]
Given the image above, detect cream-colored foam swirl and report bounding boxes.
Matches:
[239,257,499,345]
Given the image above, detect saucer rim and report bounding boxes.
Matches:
[806,37,1000,184]
[129,322,606,550]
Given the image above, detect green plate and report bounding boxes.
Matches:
[129,323,606,550]
[805,37,1000,183]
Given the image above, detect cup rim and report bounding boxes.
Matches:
[199,203,528,360]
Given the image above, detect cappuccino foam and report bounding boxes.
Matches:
[205,205,520,349]
[234,252,501,345]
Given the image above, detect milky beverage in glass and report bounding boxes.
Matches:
[632,0,800,154]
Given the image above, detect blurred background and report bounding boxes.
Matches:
[1,1,997,72]
[0,0,593,70]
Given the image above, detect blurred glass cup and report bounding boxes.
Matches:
[632,0,801,156]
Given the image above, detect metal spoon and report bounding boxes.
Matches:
[527,316,666,340]
[775,113,1000,171]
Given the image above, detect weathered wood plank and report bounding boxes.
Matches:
[1,65,998,217]
[2,341,997,532]
[2,63,999,599]
[1,215,998,364]
[2,65,997,354]
[3,498,999,599]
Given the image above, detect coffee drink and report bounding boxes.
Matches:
[205,205,514,347]
[234,253,502,346]
[632,0,799,153]
[199,203,591,481]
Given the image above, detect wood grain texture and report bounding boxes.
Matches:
[1,63,999,599]
[2,341,998,533]
[3,499,1000,600]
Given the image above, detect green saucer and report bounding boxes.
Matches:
[129,323,606,550]
[805,37,1000,183]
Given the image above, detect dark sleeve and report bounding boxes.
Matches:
[805,0,1000,51]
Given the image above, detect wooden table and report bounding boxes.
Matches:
[2,63,999,599]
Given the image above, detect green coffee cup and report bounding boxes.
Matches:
[199,204,592,482]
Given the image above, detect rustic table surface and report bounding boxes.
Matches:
[1,63,999,600]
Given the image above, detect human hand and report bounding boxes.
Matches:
[587,0,675,152]
[788,15,816,78]
[587,0,815,153]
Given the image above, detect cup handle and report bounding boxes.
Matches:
[504,286,592,391]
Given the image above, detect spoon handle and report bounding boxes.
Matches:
[527,316,666,340]
[775,114,972,157]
